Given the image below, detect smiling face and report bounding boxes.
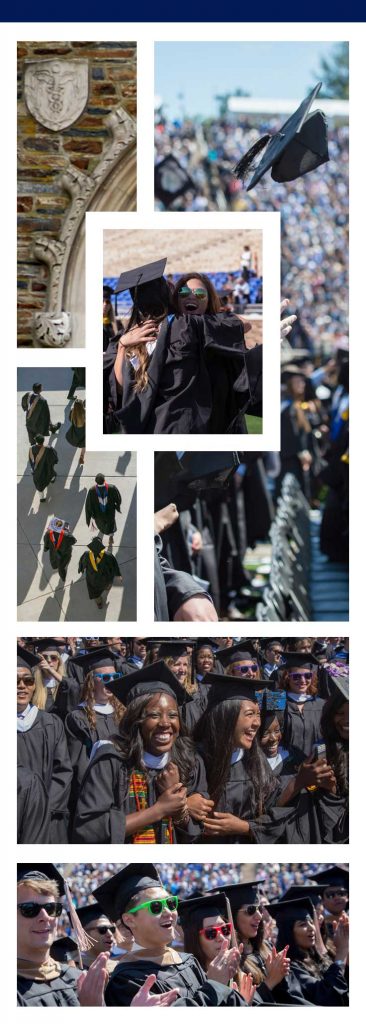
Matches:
[265,644,283,665]
[177,277,209,315]
[86,915,116,957]
[333,701,349,740]
[171,655,189,683]
[293,917,316,950]
[196,647,215,674]
[123,886,177,949]
[286,666,313,695]
[233,699,261,750]
[17,667,36,710]
[17,884,58,958]
[236,904,263,941]
[229,656,259,679]
[140,692,180,754]
[92,664,116,703]
[260,716,282,758]
[198,914,227,965]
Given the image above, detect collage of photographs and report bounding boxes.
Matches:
[14,29,350,1011]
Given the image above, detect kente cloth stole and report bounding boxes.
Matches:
[49,529,65,550]
[88,549,105,572]
[129,770,173,844]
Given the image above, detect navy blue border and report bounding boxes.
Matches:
[8,2,361,21]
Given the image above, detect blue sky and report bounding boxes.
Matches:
[155,42,343,119]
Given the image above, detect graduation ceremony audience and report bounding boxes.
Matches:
[17,862,349,1006]
[17,636,349,846]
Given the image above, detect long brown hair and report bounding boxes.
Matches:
[71,399,85,427]
[32,656,65,710]
[81,670,125,730]
[172,272,221,314]
[124,278,171,393]
[281,668,319,697]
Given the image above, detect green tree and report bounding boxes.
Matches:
[313,43,349,99]
[214,87,250,117]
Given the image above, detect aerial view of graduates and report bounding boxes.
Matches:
[22,371,86,500]
[17,635,348,846]
[103,253,268,435]
[17,861,349,1006]
[154,444,348,623]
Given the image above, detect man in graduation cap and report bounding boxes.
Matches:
[85,473,122,544]
[69,903,128,973]
[308,867,349,927]
[29,434,58,502]
[43,517,77,582]
[93,863,251,1006]
[78,537,122,610]
[233,83,329,192]
[21,382,61,444]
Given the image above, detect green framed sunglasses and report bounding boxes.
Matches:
[127,896,178,916]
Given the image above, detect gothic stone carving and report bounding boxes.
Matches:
[33,311,72,348]
[24,59,89,132]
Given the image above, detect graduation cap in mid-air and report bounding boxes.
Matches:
[154,154,196,208]
[105,659,190,708]
[234,83,329,191]
[92,864,163,921]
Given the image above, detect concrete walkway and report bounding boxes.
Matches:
[17,368,137,622]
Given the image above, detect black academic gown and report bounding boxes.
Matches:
[65,415,85,448]
[154,536,214,621]
[78,550,121,599]
[17,709,73,842]
[17,967,81,1007]
[17,765,51,843]
[30,445,58,492]
[283,697,325,763]
[104,952,247,1006]
[65,705,119,815]
[44,531,76,578]
[109,313,258,434]
[22,393,51,442]
[72,745,208,844]
[85,485,121,533]
[284,961,348,1006]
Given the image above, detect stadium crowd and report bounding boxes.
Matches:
[17,635,348,846]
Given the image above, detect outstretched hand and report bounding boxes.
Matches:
[131,975,180,1006]
[76,953,109,1006]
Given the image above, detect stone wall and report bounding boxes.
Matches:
[17,40,137,345]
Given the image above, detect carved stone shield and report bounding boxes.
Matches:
[24,59,89,131]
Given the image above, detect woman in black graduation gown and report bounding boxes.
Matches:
[94,864,250,1006]
[78,537,121,609]
[72,663,210,844]
[31,639,68,713]
[43,517,77,583]
[29,434,58,498]
[279,653,325,763]
[17,649,72,842]
[17,766,51,843]
[65,398,86,464]
[85,474,122,537]
[320,675,349,842]
[268,896,349,1005]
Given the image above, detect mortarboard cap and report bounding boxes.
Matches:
[69,645,119,673]
[281,365,307,383]
[50,936,79,963]
[280,652,319,669]
[157,640,192,659]
[17,863,66,897]
[105,659,190,707]
[17,643,41,670]
[87,537,105,555]
[203,672,267,709]
[48,517,70,533]
[113,258,167,296]
[308,866,349,891]
[268,896,315,924]
[217,881,263,914]
[154,155,195,208]
[35,639,65,654]
[70,903,111,929]
[323,665,349,702]
[215,640,261,669]
[92,864,163,921]
[178,892,229,929]
[279,884,325,906]
[234,83,329,191]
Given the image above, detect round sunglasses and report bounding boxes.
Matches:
[241,904,263,917]
[178,286,208,299]
[17,901,63,919]
[128,896,178,916]
[199,923,232,940]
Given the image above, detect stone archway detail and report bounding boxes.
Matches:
[32,105,136,347]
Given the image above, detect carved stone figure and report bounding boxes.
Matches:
[24,59,89,131]
[33,311,72,348]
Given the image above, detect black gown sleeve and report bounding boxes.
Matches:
[17,766,51,843]
[72,746,126,843]
[154,535,214,621]
[289,961,348,1006]
[47,717,73,818]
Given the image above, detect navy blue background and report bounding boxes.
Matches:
[7,2,359,21]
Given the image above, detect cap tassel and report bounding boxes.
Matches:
[64,880,96,969]
[233,135,271,182]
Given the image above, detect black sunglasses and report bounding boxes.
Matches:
[325,889,348,898]
[242,904,262,916]
[91,925,117,935]
[17,901,63,919]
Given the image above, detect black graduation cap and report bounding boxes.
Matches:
[157,640,192,659]
[71,903,110,929]
[17,863,65,897]
[50,936,79,963]
[113,258,167,296]
[17,644,41,670]
[215,641,261,669]
[70,645,118,673]
[280,652,319,669]
[92,864,163,921]
[204,672,267,709]
[103,284,114,299]
[87,537,105,555]
[195,639,219,652]
[217,881,263,914]
[268,896,315,924]
[35,639,65,654]
[178,892,229,929]
[324,667,349,702]
[281,364,308,384]
[104,659,190,707]
[308,866,349,891]
[279,884,325,907]
[234,83,329,191]
[154,155,196,208]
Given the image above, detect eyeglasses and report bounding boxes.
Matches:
[17,901,63,919]
[17,676,34,686]
[199,923,232,940]
[324,889,348,898]
[288,671,312,681]
[234,663,258,673]
[90,925,117,935]
[178,286,208,299]
[241,905,262,917]
[43,654,59,662]
[93,672,123,682]
[128,896,178,916]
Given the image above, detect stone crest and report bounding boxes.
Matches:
[24,59,89,131]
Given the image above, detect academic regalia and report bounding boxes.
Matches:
[85,484,121,534]
[65,411,85,448]
[17,708,72,842]
[44,528,76,581]
[65,703,119,813]
[109,313,259,434]
[283,696,325,762]
[71,743,207,844]
[22,392,51,442]
[30,443,58,492]
[17,765,51,843]
[285,961,348,1005]
[17,967,81,1007]
[104,953,246,1007]
[78,546,121,600]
